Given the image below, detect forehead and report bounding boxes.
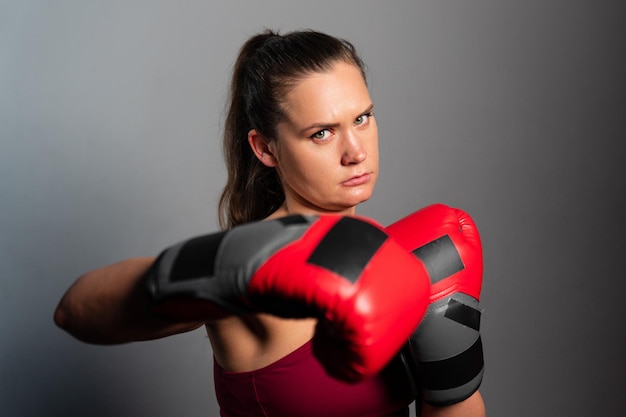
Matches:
[280,62,371,124]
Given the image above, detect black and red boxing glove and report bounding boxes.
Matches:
[387,204,484,406]
[144,214,432,382]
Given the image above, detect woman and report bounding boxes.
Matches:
[55,29,485,417]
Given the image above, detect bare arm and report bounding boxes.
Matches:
[421,391,485,417]
[54,257,204,344]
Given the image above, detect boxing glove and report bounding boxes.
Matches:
[386,204,484,406]
[145,214,432,382]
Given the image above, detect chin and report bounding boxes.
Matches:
[341,192,373,209]
[316,186,376,212]
[354,186,375,203]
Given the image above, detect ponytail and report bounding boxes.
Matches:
[218,29,366,229]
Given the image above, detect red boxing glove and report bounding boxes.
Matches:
[145,214,432,382]
[386,204,484,405]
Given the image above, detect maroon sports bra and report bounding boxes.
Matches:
[214,340,414,417]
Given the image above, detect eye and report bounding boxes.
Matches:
[310,129,331,141]
[355,112,373,126]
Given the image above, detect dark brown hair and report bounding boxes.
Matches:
[218,29,367,229]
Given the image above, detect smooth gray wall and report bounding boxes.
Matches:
[2,1,624,416]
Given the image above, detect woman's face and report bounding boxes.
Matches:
[264,61,379,216]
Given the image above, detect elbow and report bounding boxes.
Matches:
[53,296,81,337]
[53,303,68,330]
[53,291,98,343]
[53,302,101,344]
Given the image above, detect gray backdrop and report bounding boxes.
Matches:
[2,1,624,416]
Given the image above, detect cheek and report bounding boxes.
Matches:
[296,155,338,193]
[275,147,321,185]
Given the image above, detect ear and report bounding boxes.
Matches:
[248,129,278,167]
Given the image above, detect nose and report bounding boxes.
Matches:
[341,131,367,166]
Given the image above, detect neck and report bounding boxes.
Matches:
[283,198,357,217]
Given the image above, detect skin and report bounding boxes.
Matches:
[54,60,485,417]
[249,61,378,218]
[210,61,380,373]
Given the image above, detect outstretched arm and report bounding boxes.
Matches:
[54,257,204,344]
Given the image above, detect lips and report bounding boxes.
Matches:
[342,173,371,186]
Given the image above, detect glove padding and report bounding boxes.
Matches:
[387,204,484,406]
[145,214,432,382]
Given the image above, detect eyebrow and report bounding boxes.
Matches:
[299,103,374,134]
